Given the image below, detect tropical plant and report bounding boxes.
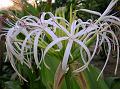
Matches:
[0,0,120,89]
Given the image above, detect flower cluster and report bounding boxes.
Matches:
[3,0,119,81]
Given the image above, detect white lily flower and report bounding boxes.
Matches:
[6,26,29,82]
[43,18,98,72]
[77,0,119,78]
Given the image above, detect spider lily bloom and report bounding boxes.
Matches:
[78,0,119,79]
[5,16,44,81]
[5,21,29,81]
[43,16,99,72]
[4,14,63,80]
[20,14,63,69]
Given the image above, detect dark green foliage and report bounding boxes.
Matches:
[0,62,14,89]
[105,77,120,89]
[4,81,22,89]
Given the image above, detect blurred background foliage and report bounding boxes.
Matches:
[0,0,120,89]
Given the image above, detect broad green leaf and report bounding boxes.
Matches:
[85,65,109,89]
[40,55,60,89]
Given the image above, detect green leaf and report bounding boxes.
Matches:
[40,55,60,89]
[84,65,109,89]
[65,69,80,89]
[105,77,120,89]
[111,79,120,89]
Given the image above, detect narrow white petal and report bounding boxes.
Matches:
[106,30,119,74]
[73,34,99,73]
[20,15,39,21]
[44,27,63,49]
[91,34,99,60]
[80,31,97,64]
[62,40,73,71]
[43,37,68,69]
[102,16,120,22]
[71,20,77,35]
[73,39,91,72]
[6,28,21,60]
[43,37,69,58]
[53,17,70,26]
[41,12,54,23]
[21,29,41,62]
[34,31,41,68]
[96,0,118,23]
[74,39,91,60]
[97,34,111,80]
[80,9,101,16]
[7,51,28,82]
[44,20,70,36]
[102,0,118,16]
[104,19,120,26]
[75,22,90,30]
[71,19,90,35]
[74,24,98,38]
